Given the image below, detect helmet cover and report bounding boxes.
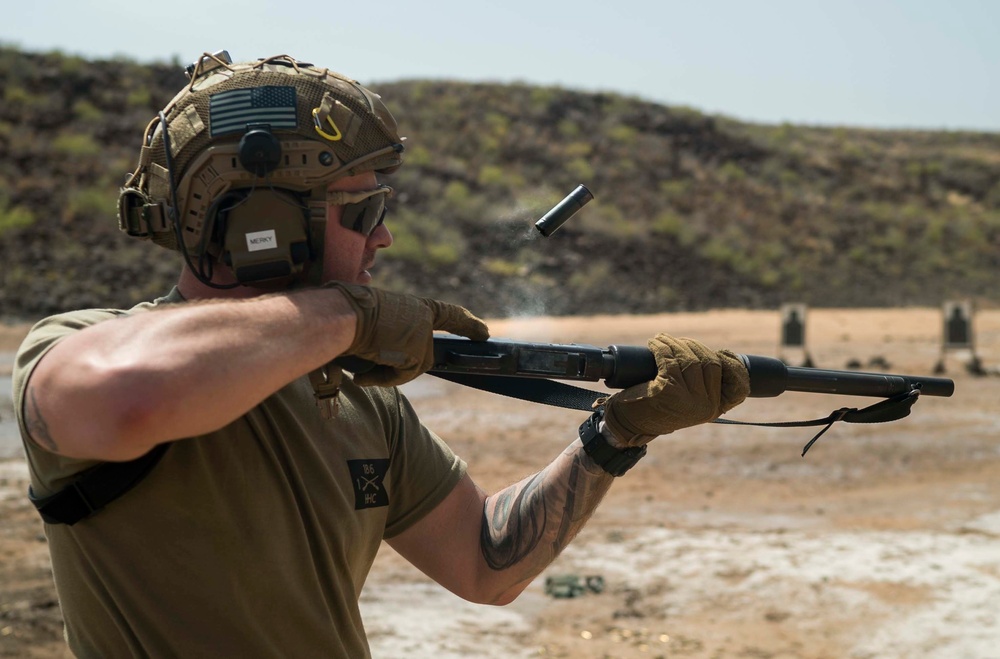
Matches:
[118,52,404,256]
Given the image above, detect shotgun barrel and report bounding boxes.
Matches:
[430,336,955,398]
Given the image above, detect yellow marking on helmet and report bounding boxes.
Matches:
[313,108,342,141]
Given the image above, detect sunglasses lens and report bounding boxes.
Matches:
[339,193,387,236]
[365,206,388,235]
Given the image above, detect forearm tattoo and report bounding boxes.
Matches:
[25,386,59,452]
[480,441,614,576]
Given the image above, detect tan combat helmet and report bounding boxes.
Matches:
[118,51,404,287]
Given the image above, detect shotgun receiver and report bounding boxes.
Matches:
[429,336,955,398]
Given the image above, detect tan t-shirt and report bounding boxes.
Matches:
[12,289,466,658]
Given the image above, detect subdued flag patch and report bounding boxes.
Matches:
[209,86,297,136]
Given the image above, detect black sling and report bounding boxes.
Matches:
[28,443,170,525]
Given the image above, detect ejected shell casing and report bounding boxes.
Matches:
[535,184,594,237]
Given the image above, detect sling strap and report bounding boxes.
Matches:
[28,443,170,525]
[429,372,922,457]
[431,372,604,411]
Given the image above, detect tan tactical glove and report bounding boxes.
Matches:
[328,282,490,387]
[601,333,750,447]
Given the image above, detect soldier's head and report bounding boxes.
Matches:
[118,51,404,289]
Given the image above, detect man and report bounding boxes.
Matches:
[12,52,750,657]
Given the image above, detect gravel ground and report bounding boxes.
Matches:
[3,308,1000,658]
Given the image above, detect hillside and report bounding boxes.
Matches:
[1,47,999,320]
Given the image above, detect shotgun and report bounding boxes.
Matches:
[429,335,955,398]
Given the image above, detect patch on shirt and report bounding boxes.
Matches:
[347,459,390,509]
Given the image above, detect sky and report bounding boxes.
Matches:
[3,0,997,132]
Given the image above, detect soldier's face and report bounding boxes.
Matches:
[323,172,393,285]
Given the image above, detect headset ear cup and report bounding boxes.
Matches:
[205,192,247,266]
[220,189,310,284]
[290,241,310,264]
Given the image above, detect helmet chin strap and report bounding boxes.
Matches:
[290,191,329,290]
[301,189,345,419]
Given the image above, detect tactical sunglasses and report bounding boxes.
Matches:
[326,185,393,236]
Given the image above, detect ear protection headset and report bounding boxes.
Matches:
[207,125,313,285]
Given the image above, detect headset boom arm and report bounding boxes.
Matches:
[429,336,955,398]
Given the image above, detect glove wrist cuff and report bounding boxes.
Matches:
[580,409,647,477]
[603,403,657,446]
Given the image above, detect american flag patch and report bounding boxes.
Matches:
[209,85,298,136]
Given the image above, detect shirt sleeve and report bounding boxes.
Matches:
[381,388,467,539]
[12,310,125,496]
[12,293,182,495]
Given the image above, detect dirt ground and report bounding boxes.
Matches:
[2,308,999,658]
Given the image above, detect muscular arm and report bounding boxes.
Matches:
[389,334,745,605]
[22,288,357,461]
[387,438,614,605]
